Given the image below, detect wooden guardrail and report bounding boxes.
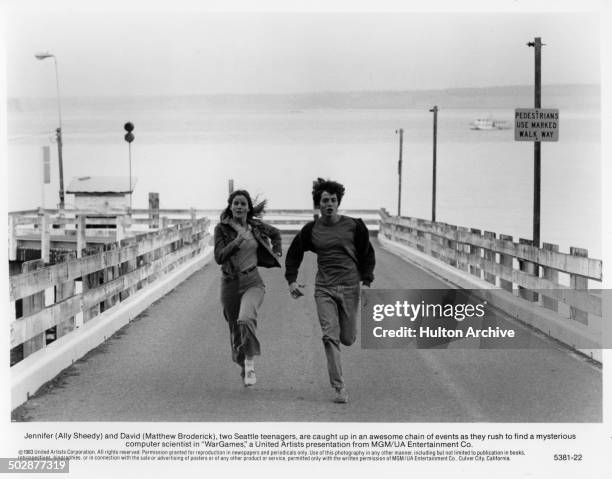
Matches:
[378,209,603,332]
[7,206,379,367]
[8,208,210,262]
[9,215,210,366]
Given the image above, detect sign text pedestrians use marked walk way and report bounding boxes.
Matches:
[514,108,559,142]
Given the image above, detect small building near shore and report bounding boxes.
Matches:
[66,176,136,212]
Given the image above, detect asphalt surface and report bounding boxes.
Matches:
[13,237,602,422]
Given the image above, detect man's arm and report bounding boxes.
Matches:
[284,231,305,284]
[355,219,375,286]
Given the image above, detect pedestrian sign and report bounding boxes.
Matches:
[514,108,559,142]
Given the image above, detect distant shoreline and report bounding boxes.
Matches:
[7,84,600,112]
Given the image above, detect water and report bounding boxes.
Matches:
[7,102,601,258]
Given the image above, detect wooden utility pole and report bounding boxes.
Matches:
[528,37,543,247]
[429,106,438,223]
[396,128,404,216]
[56,128,65,209]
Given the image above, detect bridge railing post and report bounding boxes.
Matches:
[429,221,440,260]
[56,210,65,235]
[435,222,449,263]
[40,211,50,264]
[56,251,77,339]
[456,227,469,272]
[518,238,538,302]
[149,192,160,229]
[417,219,426,254]
[447,224,457,268]
[9,214,17,261]
[541,242,559,312]
[469,228,482,280]
[102,243,119,311]
[116,215,127,242]
[569,247,589,325]
[499,234,514,293]
[77,215,87,258]
[483,231,496,285]
[21,259,46,360]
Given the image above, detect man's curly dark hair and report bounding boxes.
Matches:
[312,178,346,206]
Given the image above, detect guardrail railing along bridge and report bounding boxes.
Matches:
[378,208,603,361]
[7,206,601,407]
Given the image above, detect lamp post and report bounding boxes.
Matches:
[429,105,438,223]
[35,52,65,209]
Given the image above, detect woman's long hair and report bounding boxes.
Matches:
[220,189,267,222]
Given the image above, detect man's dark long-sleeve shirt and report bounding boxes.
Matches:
[284,216,375,286]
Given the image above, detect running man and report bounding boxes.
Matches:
[285,178,375,403]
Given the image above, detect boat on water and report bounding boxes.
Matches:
[470,117,509,130]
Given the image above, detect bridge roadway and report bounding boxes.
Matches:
[13,237,601,422]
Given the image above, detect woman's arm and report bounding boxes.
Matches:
[214,223,243,265]
[260,221,283,256]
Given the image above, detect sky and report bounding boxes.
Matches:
[1,2,603,98]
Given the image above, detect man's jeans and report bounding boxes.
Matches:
[314,283,361,389]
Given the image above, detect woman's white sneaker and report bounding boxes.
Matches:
[244,369,256,386]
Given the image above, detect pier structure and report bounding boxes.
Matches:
[7,207,603,420]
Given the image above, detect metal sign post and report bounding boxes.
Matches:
[124,122,135,209]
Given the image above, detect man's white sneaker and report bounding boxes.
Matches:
[334,387,348,404]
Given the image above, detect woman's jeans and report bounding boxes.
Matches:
[220,268,265,365]
[314,283,361,389]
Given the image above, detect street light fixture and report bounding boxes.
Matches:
[35,51,65,209]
